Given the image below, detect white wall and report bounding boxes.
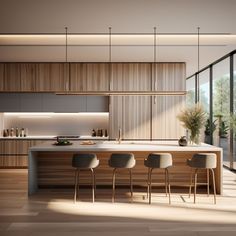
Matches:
[3,113,109,136]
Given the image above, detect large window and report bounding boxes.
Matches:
[213,58,230,167]
[186,76,195,107]
[186,50,236,170]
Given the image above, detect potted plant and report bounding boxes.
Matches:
[204,118,217,144]
[177,104,206,145]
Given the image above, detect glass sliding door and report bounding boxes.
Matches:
[186,76,195,107]
[199,69,210,143]
[212,58,230,167]
[233,54,236,170]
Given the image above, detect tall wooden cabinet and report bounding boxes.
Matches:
[109,63,151,139]
[152,63,186,139]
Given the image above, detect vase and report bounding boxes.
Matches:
[190,131,200,145]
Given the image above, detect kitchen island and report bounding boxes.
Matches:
[28,141,223,195]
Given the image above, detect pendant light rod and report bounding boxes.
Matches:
[65,27,68,63]
[109,27,112,91]
[154,27,157,64]
[197,27,200,73]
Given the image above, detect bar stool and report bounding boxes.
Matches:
[187,153,217,204]
[108,153,136,203]
[72,153,99,203]
[144,153,172,204]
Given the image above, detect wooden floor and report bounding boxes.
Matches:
[0,168,236,236]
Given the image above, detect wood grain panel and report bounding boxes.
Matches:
[36,150,222,194]
[70,63,87,91]
[0,140,44,167]
[3,63,21,91]
[35,63,69,91]
[109,63,151,139]
[20,63,37,91]
[153,63,186,91]
[0,63,4,91]
[86,63,109,91]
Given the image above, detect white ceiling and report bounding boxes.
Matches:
[0,0,236,77]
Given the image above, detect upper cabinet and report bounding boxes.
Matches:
[70,63,109,91]
[35,63,69,92]
[152,63,186,91]
[0,63,69,92]
[111,63,151,91]
[3,63,21,91]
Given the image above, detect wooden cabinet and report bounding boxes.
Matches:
[0,140,44,168]
[0,64,4,91]
[3,63,21,91]
[21,63,37,91]
[70,63,109,91]
[152,63,186,139]
[109,63,151,139]
[35,63,69,92]
[153,63,186,91]
[111,63,151,91]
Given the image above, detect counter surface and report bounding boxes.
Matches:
[30,140,222,152]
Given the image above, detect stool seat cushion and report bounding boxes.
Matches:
[144,153,172,169]
[187,153,217,169]
[108,153,135,168]
[72,153,99,169]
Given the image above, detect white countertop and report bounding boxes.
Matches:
[0,135,108,140]
[29,140,222,152]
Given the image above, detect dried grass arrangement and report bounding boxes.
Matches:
[177,104,206,144]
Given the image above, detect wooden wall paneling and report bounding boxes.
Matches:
[20,63,37,91]
[36,150,222,194]
[109,96,123,139]
[152,63,186,139]
[86,63,109,91]
[36,63,69,91]
[70,63,87,91]
[0,63,4,91]
[4,63,21,91]
[0,140,45,168]
[110,63,151,139]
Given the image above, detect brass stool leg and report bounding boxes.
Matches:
[165,168,168,197]
[147,168,150,199]
[74,169,79,203]
[129,169,133,202]
[149,168,153,204]
[112,168,116,203]
[166,168,171,204]
[91,168,95,203]
[189,168,193,198]
[210,168,216,204]
[207,169,210,197]
[194,168,198,204]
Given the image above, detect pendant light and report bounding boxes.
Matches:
[197,27,200,102]
[65,27,70,91]
[109,27,112,91]
[153,26,157,103]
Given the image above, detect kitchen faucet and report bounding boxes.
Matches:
[118,127,122,144]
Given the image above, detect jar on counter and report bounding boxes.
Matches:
[10,128,14,137]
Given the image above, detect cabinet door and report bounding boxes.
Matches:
[152,63,186,139]
[70,63,87,91]
[153,63,186,91]
[86,63,109,91]
[109,63,151,139]
[4,63,21,91]
[0,63,4,91]
[111,63,151,91]
[20,63,37,91]
[36,63,69,92]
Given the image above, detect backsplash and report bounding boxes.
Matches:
[2,113,109,136]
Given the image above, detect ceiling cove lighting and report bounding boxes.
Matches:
[0,33,234,46]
